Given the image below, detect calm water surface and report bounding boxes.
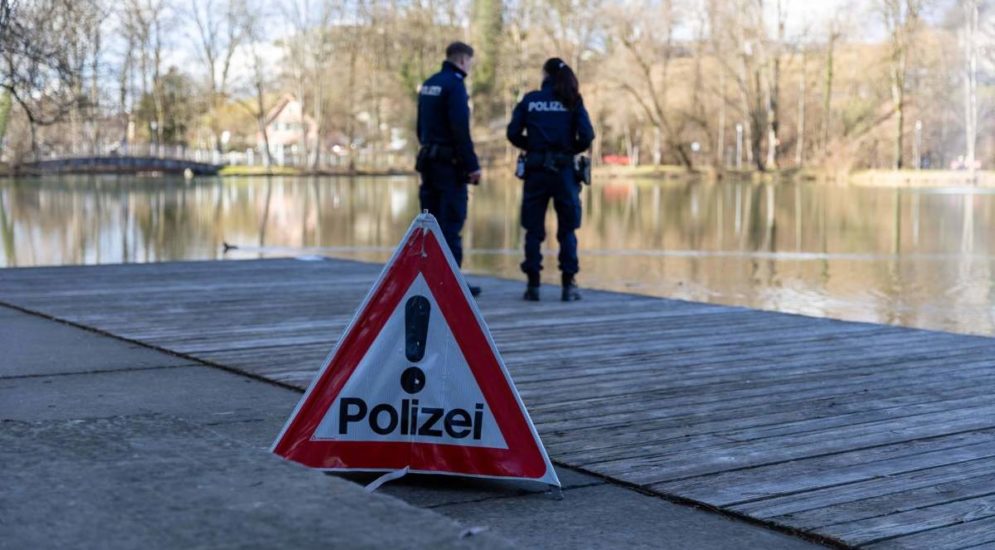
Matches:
[2,174,994,336]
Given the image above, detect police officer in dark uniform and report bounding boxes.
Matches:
[507,58,595,302]
[416,41,482,296]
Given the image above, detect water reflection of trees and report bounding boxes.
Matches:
[1,175,992,335]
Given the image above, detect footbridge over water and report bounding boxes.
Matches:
[18,156,225,176]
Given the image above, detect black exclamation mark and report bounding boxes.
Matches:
[401,296,430,394]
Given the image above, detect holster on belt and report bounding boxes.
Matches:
[575,155,591,185]
[525,151,573,174]
[416,144,458,173]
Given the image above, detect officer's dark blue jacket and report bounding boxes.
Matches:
[416,61,479,173]
[507,79,595,154]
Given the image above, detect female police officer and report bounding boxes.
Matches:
[507,58,595,302]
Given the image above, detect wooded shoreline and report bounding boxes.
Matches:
[2,160,991,188]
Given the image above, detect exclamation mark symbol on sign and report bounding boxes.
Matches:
[401,295,430,394]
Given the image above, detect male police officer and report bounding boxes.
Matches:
[416,41,482,297]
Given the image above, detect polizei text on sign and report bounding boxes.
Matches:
[338,397,485,439]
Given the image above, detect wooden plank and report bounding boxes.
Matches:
[742,457,995,521]
[581,404,995,484]
[774,467,995,529]
[822,492,995,545]
[659,431,995,507]
[543,373,995,458]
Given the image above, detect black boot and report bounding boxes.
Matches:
[561,273,581,302]
[523,271,540,301]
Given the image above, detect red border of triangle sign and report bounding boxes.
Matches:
[271,213,559,487]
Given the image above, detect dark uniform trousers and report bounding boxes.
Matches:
[419,160,468,267]
[520,165,581,275]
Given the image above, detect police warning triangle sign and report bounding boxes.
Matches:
[271,213,559,486]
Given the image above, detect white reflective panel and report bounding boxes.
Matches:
[314,274,507,449]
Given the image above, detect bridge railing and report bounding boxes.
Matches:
[36,144,410,171]
[41,144,226,165]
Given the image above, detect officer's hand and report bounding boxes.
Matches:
[468,170,482,185]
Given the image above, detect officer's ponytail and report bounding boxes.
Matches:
[543,57,581,111]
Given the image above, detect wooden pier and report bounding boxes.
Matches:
[3,258,995,548]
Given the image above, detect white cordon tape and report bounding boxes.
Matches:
[364,466,410,493]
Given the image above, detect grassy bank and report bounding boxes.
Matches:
[592,164,828,183]
[591,164,992,187]
[218,165,302,177]
[849,169,994,188]
[218,165,415,177]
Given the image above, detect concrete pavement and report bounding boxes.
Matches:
[0,305,827,549]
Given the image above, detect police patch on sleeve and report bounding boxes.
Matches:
[419,85,442,96]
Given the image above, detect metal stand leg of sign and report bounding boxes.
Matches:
[364,466,410,493]
[547,484,563,500]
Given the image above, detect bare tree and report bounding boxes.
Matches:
[236,0,273,167]
[879,0,925,169]
[0,0,99,158]
[709,0,775,170]
[63,0,107,155]
[795,47,808,167]
[281,0,334,168]
[765,0,787,169]
[821,18,841,156]
[610,0,694,167]
[332,6,365,172]
[537,0,603,75]
[189,0,244,152]
[962,0,979,175]
[121,0,171,153]
[708,0,728,166]
[115,16,135,149]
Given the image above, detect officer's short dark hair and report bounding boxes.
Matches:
[445,42,474,60]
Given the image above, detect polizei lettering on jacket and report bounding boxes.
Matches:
[420,85,442,96]
[527,100,568,112]
[338,397,485,440]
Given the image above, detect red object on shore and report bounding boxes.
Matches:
[602,154,631,166]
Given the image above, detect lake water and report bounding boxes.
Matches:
[2,174,994,336]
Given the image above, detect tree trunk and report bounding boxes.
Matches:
[822,33,835,155]
[716,70,726,166]
[257,116,272,168]
[890,49,906,169]
[0,92,10,157]
[751,68,766,171]
[796,54,806,166]
[964,0,979,176]
[90,24,101,156]
[652,126,662,166]
[29,118,39,160]
[310,40,323,171]
[673,141,693,169]
[347,43,357,172]
[766,0,785,170]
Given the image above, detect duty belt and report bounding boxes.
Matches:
[419,144,457,161]
[525,151,573,172]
